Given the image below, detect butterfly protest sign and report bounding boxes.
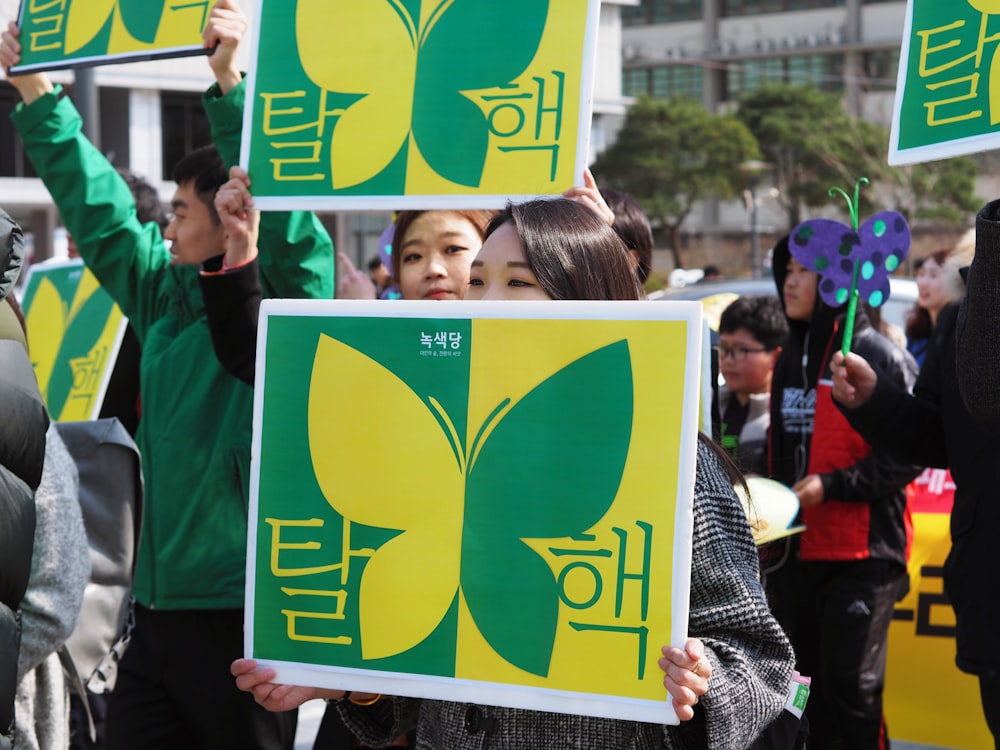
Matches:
[889,0,1000,165]
[240,0,601,210]
[788,180,910,355]
[19,259,127,420]
[246,300,703,723]
[9,0,211,74]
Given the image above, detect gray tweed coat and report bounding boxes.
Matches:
[15,426,89,750]
[339,440,794,750]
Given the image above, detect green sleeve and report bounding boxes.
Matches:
[203,78,335,300]
[11,87,169,337]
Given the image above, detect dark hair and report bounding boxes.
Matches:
[367,256,384,272]
[699,432,748,495]
[905,248,950,341]
[601,188,653,283]
[117,168,168,230]
[484,199,642,302]
[718,296,788,350]
[171,145,227,225]
[390,210,494,282]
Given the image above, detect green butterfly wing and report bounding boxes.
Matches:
[462,340,634,676]
[118,0,167,44]
[413,0,550,186]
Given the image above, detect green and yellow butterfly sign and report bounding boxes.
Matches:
[19,259,126,421]
[240,0,601,210]
[246,299,703,723]
[10,0,211,74]
[889,0,1000,164]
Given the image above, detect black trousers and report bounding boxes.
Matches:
[980,676,1000,749]
[104,605,297,750]
[771,558,904,750]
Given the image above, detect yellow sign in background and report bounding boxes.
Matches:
[13,0,210,74]
[21,259,125,421]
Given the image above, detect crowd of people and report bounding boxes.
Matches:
[0,1,999,750]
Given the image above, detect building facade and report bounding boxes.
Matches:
[621,0,904,121]
[616,0,909,245]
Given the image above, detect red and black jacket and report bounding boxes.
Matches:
[768,236,920,566]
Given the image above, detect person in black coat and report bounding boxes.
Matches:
[833,301,1000,746]
[957,199,1000,421]
[0,207,49,750]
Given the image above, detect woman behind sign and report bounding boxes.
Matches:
[220,195,794,749]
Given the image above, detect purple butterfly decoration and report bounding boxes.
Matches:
[788,210,910,310]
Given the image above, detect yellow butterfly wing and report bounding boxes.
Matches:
[23,278,68,398]
[296,0,415,189]
[64,0,118,55]
[68,268,103,320]
[308,334,463,660]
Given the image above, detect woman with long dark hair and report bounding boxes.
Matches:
[228,198,795,750]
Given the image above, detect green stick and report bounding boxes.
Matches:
[829,178,867,358]
[841,268,860,358]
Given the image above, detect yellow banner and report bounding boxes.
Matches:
[885,469,992,748]
[20,259,125,421]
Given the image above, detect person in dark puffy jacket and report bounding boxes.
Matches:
[0,207,49,750]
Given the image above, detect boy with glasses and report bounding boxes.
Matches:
[716,296,787,475]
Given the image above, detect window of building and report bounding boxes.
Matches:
[860,49,900,91]
[161,91,212,180]
[624,64,704,99]
[624,0,704,26]
[100,88,131,168]
[651,67,672,97]
[622,4,646,25]
[726,54,842,97]
[0,84,38,178]
[623,68,651,97]
[721,0,844,17]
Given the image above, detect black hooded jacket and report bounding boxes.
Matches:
[769,235,919,567]
[839,299,1000,678]
[0,208,47,750]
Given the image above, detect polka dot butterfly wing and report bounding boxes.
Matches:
[789,211,910,309]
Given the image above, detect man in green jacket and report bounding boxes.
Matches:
[0,2,333,746]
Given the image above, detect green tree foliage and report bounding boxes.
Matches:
[736,84,888,229]
[736,83,979,230]
[592,95,760,268]
[885,155,981,225]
